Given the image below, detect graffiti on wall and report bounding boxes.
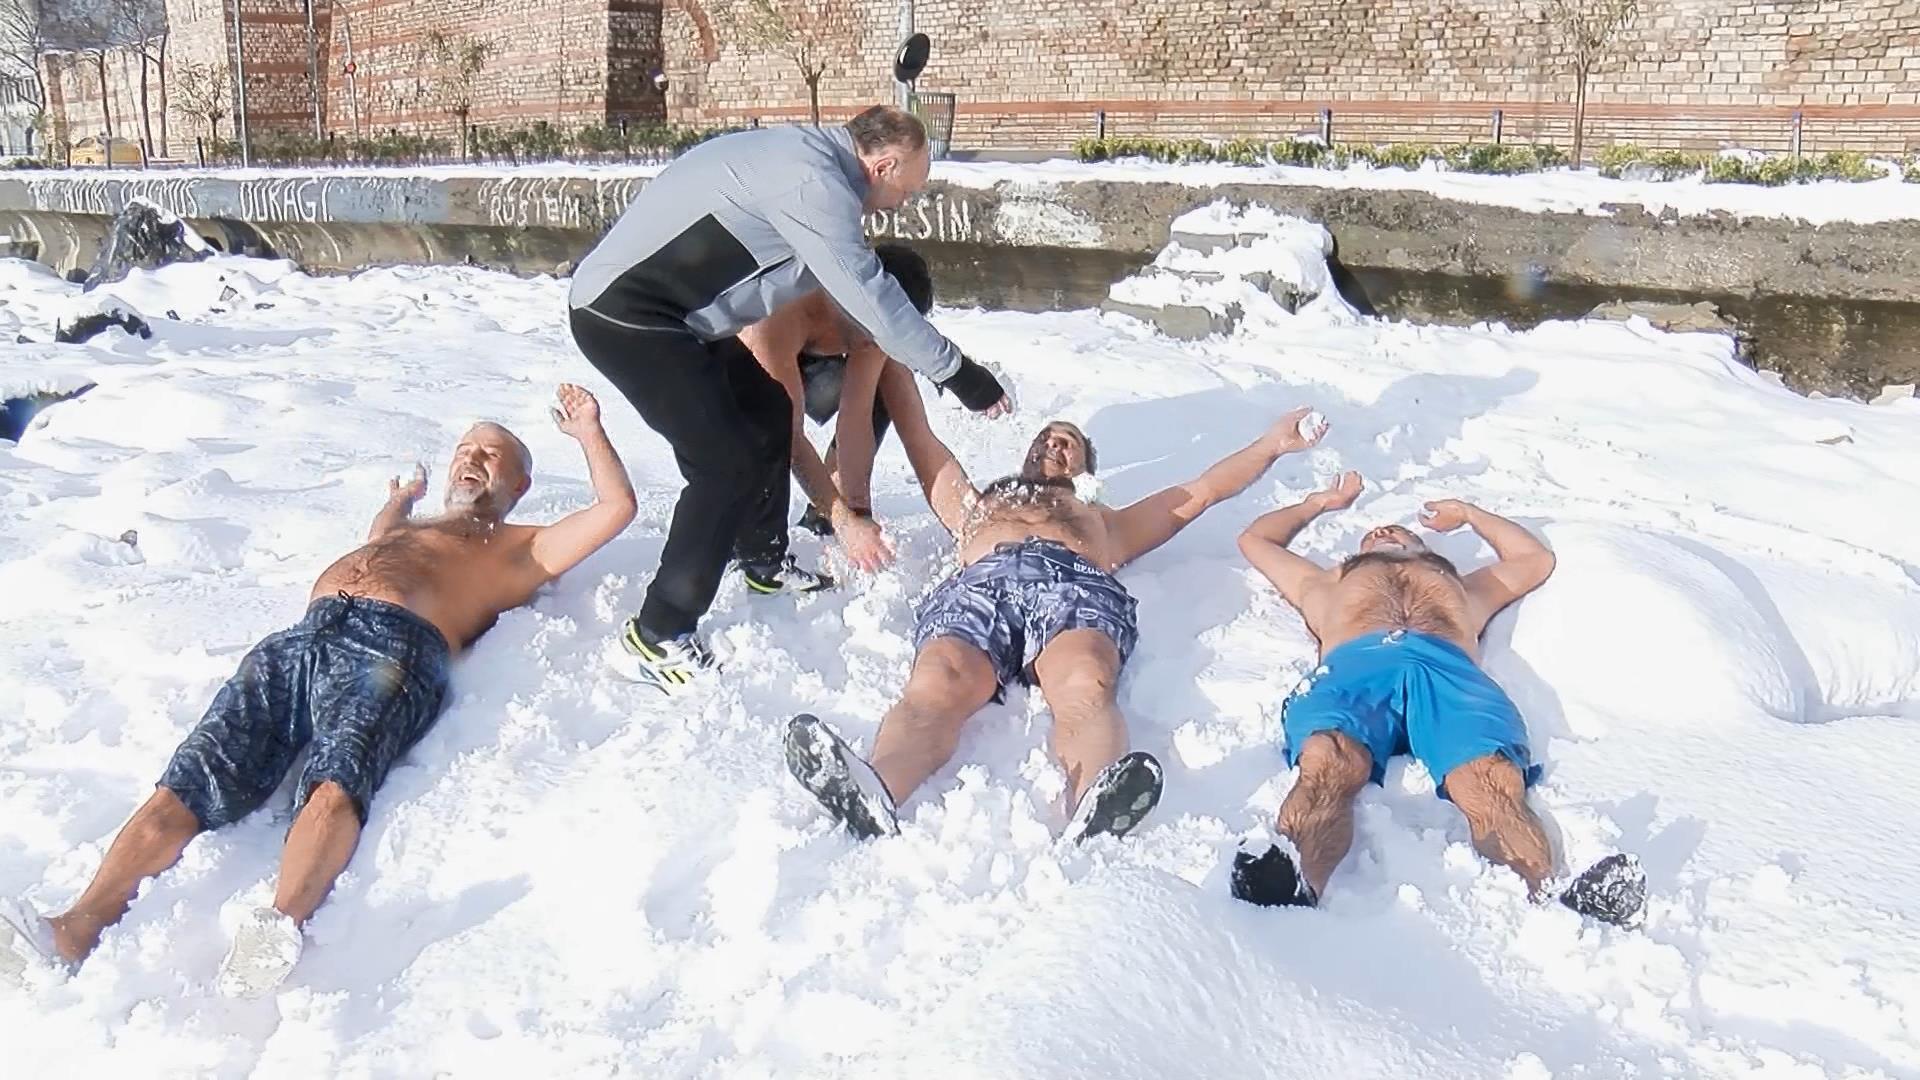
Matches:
[862,192,979,244]
[476,177,647,230]
[19,176,437,224]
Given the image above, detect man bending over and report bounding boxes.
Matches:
[1230,474,1644,926]
[0,385,636,995]
[785,408,1330,843]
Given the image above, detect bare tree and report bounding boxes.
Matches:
[425,28,492,158]
[111,0,166,155]
[726,0,858,126]
[172,57,228,142]
[0,0,50,137]
[1543,0,1639,167]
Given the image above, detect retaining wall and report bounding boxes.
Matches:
[2,170,1917,306]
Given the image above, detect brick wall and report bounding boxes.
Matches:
[669,0,1920,152]
[41,0,1920,157]
[325,0,663,140]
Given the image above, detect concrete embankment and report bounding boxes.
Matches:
[2,169,1917,395]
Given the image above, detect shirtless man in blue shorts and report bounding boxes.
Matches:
[786,409,1331,844]
[1231,472,1645,926]
[1,386,637,995]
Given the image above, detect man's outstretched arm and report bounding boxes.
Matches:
[1103,407,1328,570]
[1238,471,1361,626]
[1420,499,1555,633]
[893,391,977,536]
[528,385,638,581]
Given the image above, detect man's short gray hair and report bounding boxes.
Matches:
[846,106,928,155]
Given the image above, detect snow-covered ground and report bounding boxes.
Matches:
[14,153,1920,225]
[1,228,1918,1078]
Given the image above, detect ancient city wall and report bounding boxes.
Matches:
[35,0,1920,156]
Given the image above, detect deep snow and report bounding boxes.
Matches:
[1,222,1918,1078]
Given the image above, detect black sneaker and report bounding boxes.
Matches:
[741,555,837,595]
[796,505,835,537]
[1061,751,1164,843]
[785,714,899,839]
[1231,838,1319,908]
[1559,853,1647,927]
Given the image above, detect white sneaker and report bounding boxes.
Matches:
[216,906,303,999]
[612,619,716,695]
[0,898,65,985]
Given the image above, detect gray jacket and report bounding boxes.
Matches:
[569,124,964,383]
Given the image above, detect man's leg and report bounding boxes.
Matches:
[1442,753,1553,897]
[715,338,798,571]
[271,781,361,924]
[44,788,202,964]
[868,638,1000,805]
[1276,731,1374,898]
[571,311,776,641]
[1031,629,1126,806]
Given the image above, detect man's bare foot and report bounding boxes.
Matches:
[46,912,105,966]
[0,899,76,980]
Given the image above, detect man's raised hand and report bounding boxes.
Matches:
[551,383,604,441]
[1267,406,1330,455]
[388,463,427,503]
[1311,471,1364,512]
[1419,498,1474,532]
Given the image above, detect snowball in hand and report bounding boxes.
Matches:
[1297,410,1328,445]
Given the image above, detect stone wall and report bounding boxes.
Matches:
[39,0,315,158]
[37,0,1920,156]
[669,0,1920,152]
[325,0,663,139]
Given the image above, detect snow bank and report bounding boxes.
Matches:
[1107,203,1358,334]
[938,158,1920,226]
[1,250,1918,1077]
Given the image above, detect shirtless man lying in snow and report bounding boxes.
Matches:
[784,407,1329,843]
[0,385,636,996]
[1228,473,1645,926]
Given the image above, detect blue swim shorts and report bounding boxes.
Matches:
[158,593,452,829]
[913,538,1139,688]
[1281,629,1540,799]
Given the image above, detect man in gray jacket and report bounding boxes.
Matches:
[569,105,1010,692]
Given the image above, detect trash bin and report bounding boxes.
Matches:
[909,91,956,160]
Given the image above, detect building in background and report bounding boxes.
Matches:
[27,0,1920,159]
[1,72,33,156]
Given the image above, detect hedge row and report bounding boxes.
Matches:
[212,122,742,166]
[1074,136,1567,175]
[1075,136,1917,185]
[1596,144,1892,185]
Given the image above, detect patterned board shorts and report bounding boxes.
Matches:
[158,594,452,830]
[913,538,1140,688]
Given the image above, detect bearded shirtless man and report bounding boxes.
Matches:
[784,408,1330,843]
[0,385,636,995]
[1229,473,1645,926]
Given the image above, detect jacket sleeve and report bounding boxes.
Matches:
[764,177,965,383]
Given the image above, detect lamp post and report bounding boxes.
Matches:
[896,0,914,107]
[231,0,251,165]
